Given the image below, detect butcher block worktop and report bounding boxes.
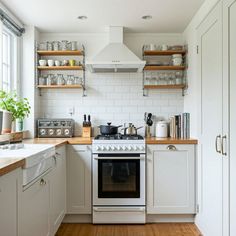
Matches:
[145,137,198,145]
[0,158,25,177]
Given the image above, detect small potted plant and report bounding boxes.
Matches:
[0,90,31,132]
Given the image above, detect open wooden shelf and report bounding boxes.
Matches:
[37,66,84,70]
[144,84,186,89]
[143,50,186,56]
[144,65,185,71]
[37,85,83,89]
[37,50,84,56]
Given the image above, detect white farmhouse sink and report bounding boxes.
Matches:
[0,143,55,186]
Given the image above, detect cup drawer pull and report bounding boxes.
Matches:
[167,145,177,151]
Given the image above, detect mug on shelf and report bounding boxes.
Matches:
[47,59,54,67]
[69,59,76,66]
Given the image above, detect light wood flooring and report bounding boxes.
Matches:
[56,223,202,236]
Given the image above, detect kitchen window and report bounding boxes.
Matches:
[1,27,18,92]
[0,8,24,92]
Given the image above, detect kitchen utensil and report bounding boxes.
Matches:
[47,59,54,67]
[71,41,77,51]
[61,40,68,51]
[53,41,60,51]
[98,123,122,135]
[39,59,47,66]
[147,113,153,126]
[145,125,151,138]
[161,44,168,51]
[66,75,74,85]
[47,74,55,85]
[47,41,53,51]
[150,44,156,51]
[69,59,76,66]
[172,54,183,66]
[38,76,46,85]
[38,42,47,50]
[156,121,169,138]
[122,124,143,135]
[57,74,65,85]
[62,60,69,66]
[74,77,82,85]
[55,60,61,66]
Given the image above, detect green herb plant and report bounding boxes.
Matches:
[0,90,31,121]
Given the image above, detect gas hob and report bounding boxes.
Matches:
[92,134,145,154]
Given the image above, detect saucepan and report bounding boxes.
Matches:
[122,123,143,135]
[98,123,122,135]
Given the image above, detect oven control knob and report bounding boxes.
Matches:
[123,146,128,151]
[140,146,145,151]
[96,146,101,151]
[107,146,111,151]
[128,146,133,151]
[117,146,122,151]
[111,146,116,151]
[101,146,105,151]
[134,146,139,151]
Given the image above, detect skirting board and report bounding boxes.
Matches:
[62,214,195,223]
[63,214,92,223]
[147,214,195,223]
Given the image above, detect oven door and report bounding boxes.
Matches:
[93,154,145,206]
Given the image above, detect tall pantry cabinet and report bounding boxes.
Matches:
[224,1,236,235]
[196,0,235,235]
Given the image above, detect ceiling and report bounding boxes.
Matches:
[1,0,205,33]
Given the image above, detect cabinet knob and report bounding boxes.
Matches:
[40,179,46,186]
[167,145,177,151]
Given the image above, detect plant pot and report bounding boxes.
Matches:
[2,111,13,134]
[16,119,24,132]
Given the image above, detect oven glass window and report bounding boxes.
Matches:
[98,159,140,198]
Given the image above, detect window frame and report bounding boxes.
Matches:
[0,24,20,93]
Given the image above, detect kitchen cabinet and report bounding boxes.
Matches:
[20,171,51,236]
[50,146,66,236]
[0,168,21,236]
[196,1,230,235]
[67,145,92,214]
[224,0,236,235]
[147,144,195,214]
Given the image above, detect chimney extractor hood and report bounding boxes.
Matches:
[86,26,146,73]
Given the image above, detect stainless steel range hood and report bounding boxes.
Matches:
[86,26,146,73]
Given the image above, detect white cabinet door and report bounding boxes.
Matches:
[196,2,225,236]
[224,0,236,235]
[147,144,195,214]
[20,172,50,236]
[0,168,21,236]
[67,145,92,214]
[50,146,66,235]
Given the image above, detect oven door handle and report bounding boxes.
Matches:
[93,207,145,213]
[93,156,145,160]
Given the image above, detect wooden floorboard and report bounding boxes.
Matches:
[56,223,202,236]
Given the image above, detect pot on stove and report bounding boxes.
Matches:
[98,123,122,135]
[122,123,143,135]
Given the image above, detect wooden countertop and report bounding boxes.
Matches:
[146,137,198,144]
[0,136,197,177]
[0,158,25,177]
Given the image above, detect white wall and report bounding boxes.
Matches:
[22,26,40,137]
[183,0,220,137]
[38,33,184,136]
